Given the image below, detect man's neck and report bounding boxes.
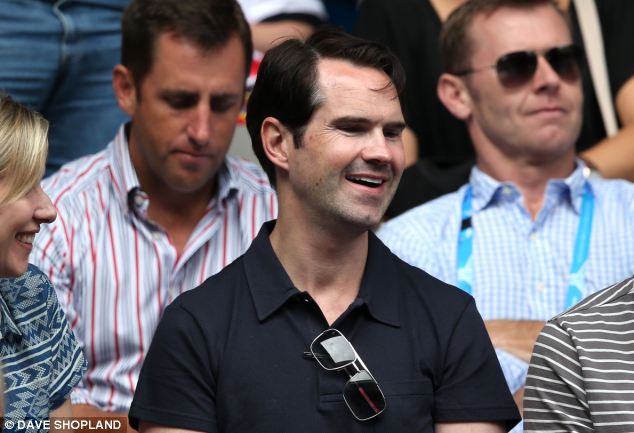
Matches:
[269,212,369,325]
[476,153,576,220]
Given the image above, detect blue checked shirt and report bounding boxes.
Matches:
[378,162,634,395]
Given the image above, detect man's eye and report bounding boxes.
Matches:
[164,95,198,109]
[339,126,365,134]
[211,98,239,113]
[384,128,403,139]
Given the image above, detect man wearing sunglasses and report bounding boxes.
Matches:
[378,0,634,428]
[129,28,521,433]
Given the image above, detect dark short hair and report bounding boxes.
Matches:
[246,27,405,187]
[121,0,252,89]
[440,0,565,74]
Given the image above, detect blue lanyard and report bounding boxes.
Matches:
[456,183,594,309]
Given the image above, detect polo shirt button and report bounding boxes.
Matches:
[152,231,162,240]
[304,297,310,303]
[134,195,145,207]
[536,282,545,292]
[502,186,513,195]
[529,232,537,241]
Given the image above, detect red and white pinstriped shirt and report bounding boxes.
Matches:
[31,126,278,413]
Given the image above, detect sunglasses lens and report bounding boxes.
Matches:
[343,370,386,421]
[311,329,356,370]
[496,51,537,87]
[547,45,583,81]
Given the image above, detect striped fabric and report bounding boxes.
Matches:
[378,163,634,394]
[31,126,278,413]
[524,276,634,432]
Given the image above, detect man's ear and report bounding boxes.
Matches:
[437,73,473,121]
[261,117,292,175]
[112,64,138,116]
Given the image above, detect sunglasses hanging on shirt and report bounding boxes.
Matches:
[308,328,386,421]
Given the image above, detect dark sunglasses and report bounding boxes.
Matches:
[308,328,386,421]
[455,44,584,88]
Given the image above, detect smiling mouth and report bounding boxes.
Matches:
[15,233,35,244]
[345,175,385,188]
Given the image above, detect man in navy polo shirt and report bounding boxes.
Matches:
[129,28,521,433]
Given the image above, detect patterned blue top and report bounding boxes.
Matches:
[378,162,634,394]
[0,264,86,430]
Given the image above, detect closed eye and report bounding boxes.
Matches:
[383,126,405,140]
[160,92,199,110]
[211,95,241,113]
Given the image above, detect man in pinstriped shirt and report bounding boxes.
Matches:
[377,0,634,427]
[30,0,277,421]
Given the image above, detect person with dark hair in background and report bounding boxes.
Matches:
[129,28,520,433]
[378,1,634,430]
[30,0,277,421]
[0,95,86,428]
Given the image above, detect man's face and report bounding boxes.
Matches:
[285,59,406,230]
[124,32,246,194]
[462,4,583,163]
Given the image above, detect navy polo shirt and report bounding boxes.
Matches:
[129,221,520,432]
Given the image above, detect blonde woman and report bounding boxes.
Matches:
[0,95,86,430]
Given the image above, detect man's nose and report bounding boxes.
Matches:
[187,105,212,147]
[532,55,562,92]
[361,131,393,164]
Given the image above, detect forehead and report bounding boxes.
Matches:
[144,32,246,90]
[469,4,572,59]
[313,58,403,122]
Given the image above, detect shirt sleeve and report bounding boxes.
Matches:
[33,267,87,411]
[129,303,218,433]
[495,348,529,394]
[523,322,593,432]
[434,299,521,431]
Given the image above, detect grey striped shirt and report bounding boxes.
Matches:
[524,276,634,432]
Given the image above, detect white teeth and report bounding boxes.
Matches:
[16,233,35,244]
[348,176,383,185]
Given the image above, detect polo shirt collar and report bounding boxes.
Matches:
[469,159,590,214]
[244,221,400,327]
[108,124,240,214]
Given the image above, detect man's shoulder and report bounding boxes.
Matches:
[376,236,473,309]
[380,188,463,237]
[225,156,275,196]
[377,188,463,265]
[169,255,249,318]
[552,275,634,324]
[592,177,634,202]
[43,149,113,206]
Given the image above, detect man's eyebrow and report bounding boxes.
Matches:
[210,93,242,100]
[330,116,373,127]
[384,121,406,130]
[157,89,198,98]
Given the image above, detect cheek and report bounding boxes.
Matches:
[392,144,406,172]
